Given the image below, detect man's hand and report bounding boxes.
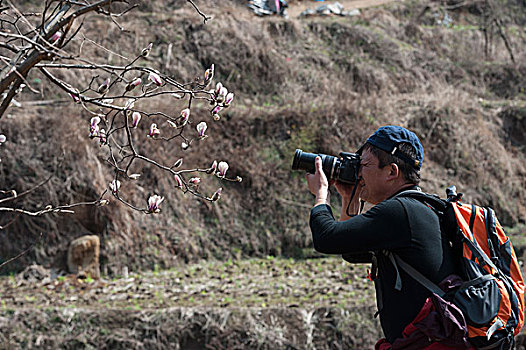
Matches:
[305,156,330,207]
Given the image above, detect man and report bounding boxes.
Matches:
[305,125,467,348]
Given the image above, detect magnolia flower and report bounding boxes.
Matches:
[174,174,183,189]
[211,188,222,202]
[148,72,163,86]
[109,180,121,194]
[141,42,153,57]
[166,120,177,128]
[211,105,223,116]
[129,173,141,180]
[98,78,110,93]
[173,158,183,168]
[147,195,164,213]
[91,116,101,127]
[50,31,62,43]
[178,108,190,126]
[196,121,207,137]
[207,160,217,174]
[224,92,234,107]
[89,124,100,138]
[148,123,160,138]
[126,77,141,92]
[0,134,6,144]
[204,64,214,85]
[235,176,243,182]
[214,82,223,97]
[216,87,228,104]
[131,112,141,128]
[189,177,201,185]
[99,128,107,145]
[217,161,229,178]
[181,141,189,150]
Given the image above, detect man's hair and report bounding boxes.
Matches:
[362,143,421,185]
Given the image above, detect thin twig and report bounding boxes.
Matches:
[0,232,43,269]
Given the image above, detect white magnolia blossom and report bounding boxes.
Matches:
[224,92,234,106]
[211,187,222,201]
[148,123,160,137]
[196,121,207,137]
[129,174,141,180]
[181,141,189,150]
[109,179,121,194]
[174,174,183,188]
[131,112,141,128]
[217,161,229,178]
[147,195,164,213]
[0,134,6,144]
[189,177,201,185]
[148,72,163,86]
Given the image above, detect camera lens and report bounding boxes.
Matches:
[292,149,339,180]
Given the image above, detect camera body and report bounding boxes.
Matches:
[292,149,361,184]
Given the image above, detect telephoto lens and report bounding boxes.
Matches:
[291,149,361,184]
[291,149,340,180]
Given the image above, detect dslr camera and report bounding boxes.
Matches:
[291,149,361,184]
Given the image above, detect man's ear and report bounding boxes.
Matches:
[386,163,400,181]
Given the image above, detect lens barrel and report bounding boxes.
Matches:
[292,149,339,180]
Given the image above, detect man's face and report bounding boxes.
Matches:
[357,148,391,205]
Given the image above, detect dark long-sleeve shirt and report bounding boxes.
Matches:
[309,189,458,343]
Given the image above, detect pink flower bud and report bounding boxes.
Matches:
[204,64,214,84]
[211,160,217,171]
[214,82,223,97]
[189,177,201,186]
[126,77,141,92]
[148,123,160,138]
[0,134,6,144]
[147,194,164,213]
[98,78,110,93]
[50,31,62,43]
[224,92,234,106]
[99,128,107,145]
[131,112,141,128]
[217,161,229,178]
[211,105,223,116]
[174,174,183,189]
[141,42,153,57]
[90,116,101,127]
[211,187,222,201]
[89,124,100,138]
[148,72,163,86]
[179,108,190,126]
[109,180,121,194]
[196,121,207,137]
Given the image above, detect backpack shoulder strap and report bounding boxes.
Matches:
[394,189,448,213]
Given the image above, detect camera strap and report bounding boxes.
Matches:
[345,182,365,217]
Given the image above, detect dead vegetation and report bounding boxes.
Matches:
[0,0,525,347]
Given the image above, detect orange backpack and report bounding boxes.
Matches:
[396,187,525,349]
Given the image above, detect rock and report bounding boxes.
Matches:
[67,235,100,279]
[17,263,50,284]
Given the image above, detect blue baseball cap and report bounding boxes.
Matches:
[360,125,424,170]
